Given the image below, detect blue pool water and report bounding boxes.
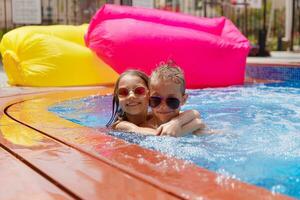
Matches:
[50,82,300,199]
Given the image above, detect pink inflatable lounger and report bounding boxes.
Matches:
[85,4,250,89]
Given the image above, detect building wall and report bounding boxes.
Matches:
[0,0,108,29]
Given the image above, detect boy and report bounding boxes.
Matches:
[146,61,206,136]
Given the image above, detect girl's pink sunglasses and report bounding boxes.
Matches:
[117,86,146,97]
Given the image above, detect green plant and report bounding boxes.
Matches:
[0,29,4,41]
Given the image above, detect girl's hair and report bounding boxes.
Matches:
[106,70,149,127]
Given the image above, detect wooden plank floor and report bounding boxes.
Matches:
[0,147,72,200]
[0,87,294,200]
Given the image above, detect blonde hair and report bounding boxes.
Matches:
[150,60,186,94]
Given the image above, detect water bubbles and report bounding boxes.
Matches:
[215,169,237,188]
[50,84,300,199]
[271,185,287,195]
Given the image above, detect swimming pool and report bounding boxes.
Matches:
[50,82,300,199]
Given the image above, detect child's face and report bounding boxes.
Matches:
[149,78,187,124]
[117,75,149,116]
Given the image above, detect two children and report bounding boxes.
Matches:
[106,61,205,137]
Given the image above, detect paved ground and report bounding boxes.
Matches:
[1,51,300,88]
[247,51,300,65]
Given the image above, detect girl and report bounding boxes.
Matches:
[106,70,158,135]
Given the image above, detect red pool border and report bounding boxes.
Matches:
[0,88,293,199]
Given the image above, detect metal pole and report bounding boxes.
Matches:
[66,0,69,24]
[244,0,248,37]
[298,0,300,46]
[48,0,52,25]
[57,0,59,23]
[204,0,207,17]
[220,0,224,16]
[4,0,7,31]
[258,0,268,56]
[74,0,77,24]
[10,0,15,28]
[290,0,296,51]
[263,0,266,31]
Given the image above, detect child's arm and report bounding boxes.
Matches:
[158,110,206,137]
[114,121,158,135]
[181,118,206,135]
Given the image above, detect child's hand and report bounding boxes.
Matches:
[157,120,184,137]
[190,118,206,135]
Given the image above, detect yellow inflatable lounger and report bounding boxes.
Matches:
[0,24,118,87]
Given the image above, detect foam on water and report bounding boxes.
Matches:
[49,83,300,199]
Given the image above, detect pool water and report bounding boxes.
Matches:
[50,82,300,199]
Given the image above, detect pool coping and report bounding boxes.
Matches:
[0,89,180,200]
[247,62,300,68]
[0,87,293,199]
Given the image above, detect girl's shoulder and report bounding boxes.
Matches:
[111,119,123,129]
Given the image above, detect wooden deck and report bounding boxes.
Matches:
[0,87,293,200]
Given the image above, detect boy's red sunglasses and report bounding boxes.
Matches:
[117,86,146,97]
[149,96,180,110]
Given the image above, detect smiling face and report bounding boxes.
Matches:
[117,74,149,117]
[149,78,187,125]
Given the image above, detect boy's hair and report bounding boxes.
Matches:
[106,69,149,127]
[150,60,186,94]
